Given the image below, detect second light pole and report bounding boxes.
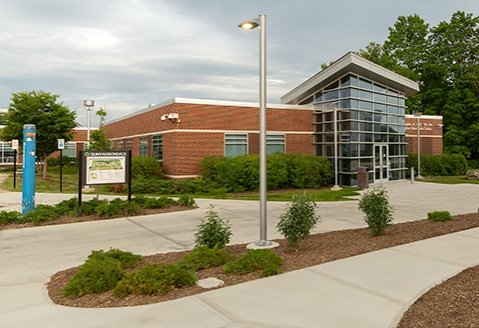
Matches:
[239,14,271,247]
[84,99,95,145]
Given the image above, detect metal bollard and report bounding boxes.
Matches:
[411,167,415,184]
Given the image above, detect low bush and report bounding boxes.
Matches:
[23,204,59,224]
[88,248,141,269]
[143,196,175,209]
[286,154,333,188]
[277,193,321,248]
[81,198,109,216]
[224,249,283,277]
[200,153,333,192]
[54,198,78,216]
[0,211,23,225]
[177,194,196,207]
[131,156,163,179]
[194,206,232,249]
[180,247,231,271]
[407,153,468,176]
[113,263,196,297]
[358,186,394,236]
[62,256,126,297]
[427,211,452,222]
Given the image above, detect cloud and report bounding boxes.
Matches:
[0,0,478,128]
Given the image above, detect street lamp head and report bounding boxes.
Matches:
[238,17,260,30]
[84,99,95,109]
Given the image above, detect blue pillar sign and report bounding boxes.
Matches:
[22,124,36,215]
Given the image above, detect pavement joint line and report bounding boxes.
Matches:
[193,294,238,325]
[194,294,302,328]
[125,218,190,248]
[387,246,477,269]
[304,266,405,305]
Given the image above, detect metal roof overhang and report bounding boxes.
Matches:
[281,52,420,105]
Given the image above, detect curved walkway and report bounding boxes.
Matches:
[1,181,479,327]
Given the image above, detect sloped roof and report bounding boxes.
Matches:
[281,52,420,105]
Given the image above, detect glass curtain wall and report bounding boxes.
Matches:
[313,74,407,186]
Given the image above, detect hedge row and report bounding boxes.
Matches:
[200,153,332,192]
[407,153,468,176]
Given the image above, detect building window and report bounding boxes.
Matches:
[152,135,163,160]
[139,137,148,156]
[0,141,15,163]
[63,142,77,157]
[225,134,247,157]
[267,134,285,154]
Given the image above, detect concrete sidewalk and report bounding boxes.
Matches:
[1,181,479,327]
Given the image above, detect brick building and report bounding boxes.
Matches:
[103,98,314,178]
[405,114,443,155]
[103,52,444,185]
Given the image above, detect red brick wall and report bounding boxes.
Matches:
[405,115,443,155]
[104,100,314,177]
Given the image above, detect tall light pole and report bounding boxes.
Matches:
[84,99,94,145]
[332,102,341,190]
[239,14,272,247]
[414,111,423,179]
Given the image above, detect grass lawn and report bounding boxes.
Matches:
[1,168,360,202]
[419,175,479,184]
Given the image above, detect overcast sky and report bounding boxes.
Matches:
[1,0,478,127]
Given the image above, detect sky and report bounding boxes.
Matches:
[1,0,478,127]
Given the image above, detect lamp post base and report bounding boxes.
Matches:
[331,185,342,191]
[247,240,279,249]
[416,175,423,180]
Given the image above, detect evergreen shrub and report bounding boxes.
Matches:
[224,249,283,277]
[427,211,452,222]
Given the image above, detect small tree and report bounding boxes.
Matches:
[277,193,320,248]
[87,107,111,151]
[358,186,394,236]
[194,205,232,249]
[2,90,77,179]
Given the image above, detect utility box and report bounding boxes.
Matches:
[357,167,369,190]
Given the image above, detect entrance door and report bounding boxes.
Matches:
[374,144,389,183]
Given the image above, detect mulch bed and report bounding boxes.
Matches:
[46,211,479,326]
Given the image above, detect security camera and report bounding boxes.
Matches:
[160,114,168,121]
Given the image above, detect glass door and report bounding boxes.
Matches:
[374,143,389,183]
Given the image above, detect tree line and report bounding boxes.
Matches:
[357,11,479,160]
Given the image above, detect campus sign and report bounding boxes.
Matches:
[82,151,129,185]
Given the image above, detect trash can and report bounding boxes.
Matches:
[357,167,369,189]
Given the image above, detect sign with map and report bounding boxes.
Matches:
[83,151,128,185]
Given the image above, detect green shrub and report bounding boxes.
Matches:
[54,197,78,216]
[131,156,163,178]
[194,205,232,249]
[224,249,283,277]
[143,196,175,209]
[358,186,394,236]
[95,201,122,217]
[23,204,59,224]
[427,211,452,222]
[177,195,196,207]
[62,256,125,297]
[180,247,231,270]
[88,248,141,269]
[286,154,333,188]
[0,211,22,225]
[407,153,468,176]
[200,153,333,192]
[113,263,196,297]
[267,153,290,189]
[277,193,321,248]
[81,198,108,216]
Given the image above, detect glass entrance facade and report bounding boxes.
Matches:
[313,74,407,186]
